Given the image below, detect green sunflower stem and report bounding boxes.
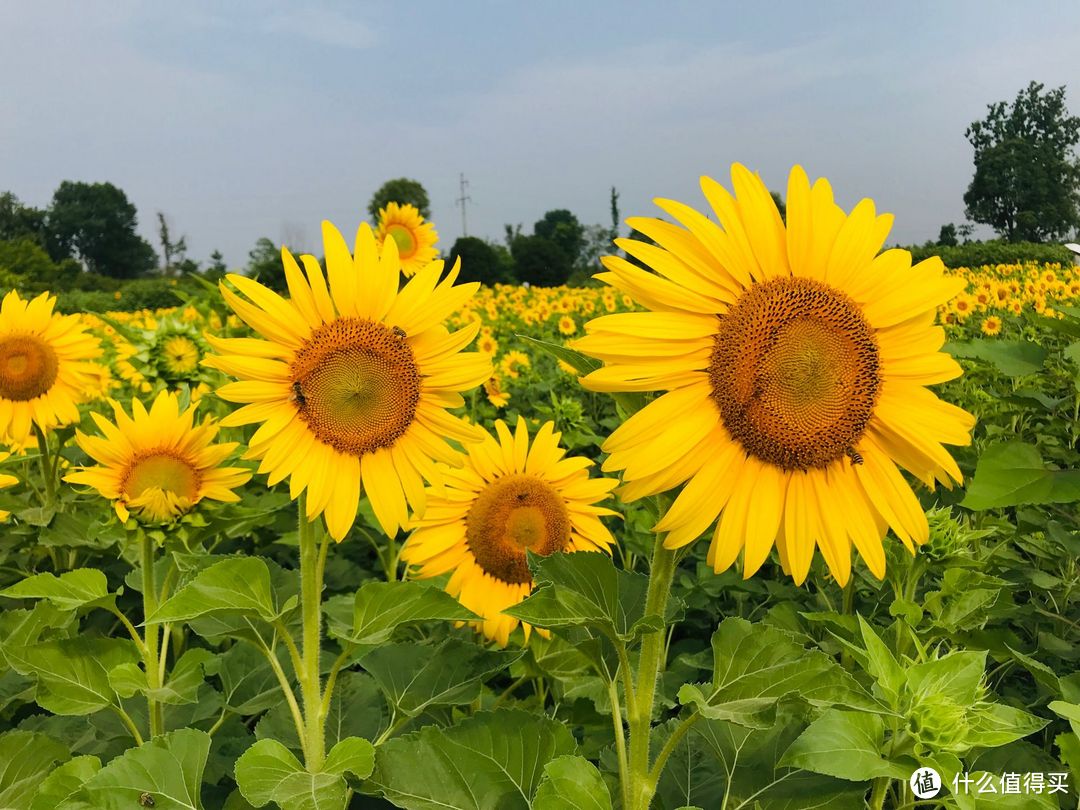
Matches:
[32,423,57,509]
[298,497,327,772]
[140,530,164,738]
[627,533,677,810]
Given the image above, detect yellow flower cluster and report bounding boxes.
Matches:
[939,261,1080,335]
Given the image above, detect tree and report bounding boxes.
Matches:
[247,237,287,291]
[937,223,959,247]
[0,192,47,245]
[770,190,787,222]
[47,181,157,277]
[447,236,512,286]
[511,235,571,287]
[156,212,188,276]
[963,82,1080,242]
[610,186,621,244]
[368,178,430,222]
[533,209,585,267]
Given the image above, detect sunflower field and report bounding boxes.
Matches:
[0,166,1078,810]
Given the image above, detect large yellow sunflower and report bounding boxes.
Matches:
[65,390,251,523]
[0,290,101,443]
[573,164,975,586]
[375,203,439,278]
[402,416,618,646]
[204,222,490,541]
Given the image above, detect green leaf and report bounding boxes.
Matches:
[780,710,911,781]
[12,637,140,715]
[339,580,477,646]
[961,441,1080,510]
[0,601,73,670]
[31,755,100,810]
[0,569,116,612]
[108,649,213,705]
[360,638,521,717]
[964,702,1048,748]
[506,551,679,642]
[1050,700,1080,737]
[905,651,986,705]
[1057,732,1080,788]
[148,558,295,625]
[677,618,881,729]
[235,736,372,810]
[210,643,286,715]
[368,709,577,809]
[532,755,612,810]
[0,730,70,808]
[63,728,210,810]
[857,615,904,707]
[946,338,1047,376]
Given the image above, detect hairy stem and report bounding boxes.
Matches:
[299,498,326,770]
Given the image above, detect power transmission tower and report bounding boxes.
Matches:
[455,173,472,237]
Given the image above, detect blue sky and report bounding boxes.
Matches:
[2,1,1078,268]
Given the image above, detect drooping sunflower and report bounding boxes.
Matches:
[573,164,975,586]
[375,203,439,278]
[204,222,490,540]
[402,416,618,645]
[0,291,102,443]
[65,390,251,523]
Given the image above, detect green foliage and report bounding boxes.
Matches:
[534,209,585,266]
[234,737,373,810]
[47,181,158,277]
[964,81,1080,241]
[367,178,430,222]
[247,237,286,292]
[511,234,571,286]
[907,238,1076,267]
[447,236,512,285]
[0,191,48,244]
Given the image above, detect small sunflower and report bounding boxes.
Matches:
[980,316,1002,336]
[65,391,251,523]
[557,315,577,336]
[573,164,975,586]
[402,417,618,645]
[484,375,509,408]
[205,222,490,540]
[375,203,439,278]
[0,291,102,443]
[159,334,201,379]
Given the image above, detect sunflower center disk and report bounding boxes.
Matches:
[0,335,60,401]
[387,224,417,258]
[291,318,420,456]
[125,452,200,501]
[709,277,881,471]
[465,474,571,585]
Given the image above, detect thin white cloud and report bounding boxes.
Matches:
[261,5,376,50]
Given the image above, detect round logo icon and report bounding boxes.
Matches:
[910,767,943,799]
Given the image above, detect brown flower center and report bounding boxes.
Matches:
[465,473,570,584]
[708,277,880,471]
[290,318,420,456]
[0,335,59,401]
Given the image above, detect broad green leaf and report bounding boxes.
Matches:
[780,710,910,781]
[506,551,679,642]
[532,755,612,810]
[31,754,100,810]
[1057,732,1080,787]
[210,643,287,715]
[13,637,140,715]
[108,649,213,705]
[923,569,1010,632]
[341,580,477,645]
[0,569,115,611]
[946,338,1047,376]
[235,736,372,810]
[964,702,1048,748]
[63,728,210,810]
[857,615,904,707]
[961,442,1080,510]
[360,638,521,717]
[1050,700,1080,737]
[0,730,69,808]
[905,651,986,705]
[368,709,577,809]
[148,557,295,625]
[677,618,880,729]
[0,602,74,669]
[518,335,600,374]
[1007,646,1061,697]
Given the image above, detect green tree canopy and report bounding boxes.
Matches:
[963,81,1080,242]
[46,181,157,278]
[368,178,431,222]
[447,236,512,286]
[533,209,585,266]
[511,235,571,287]
[247,237,287,292]
[0,192,47,245]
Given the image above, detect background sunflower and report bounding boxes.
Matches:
[375,202,439,278]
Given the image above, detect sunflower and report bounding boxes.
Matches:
[375,203,439,278]
[159,334,201,379]
[0,290,102,443]
[401,417,618,645]
[484,375,509,408]
[65,391,251,523]
[557,315,577,336]
[980,316,1002,336]
[204,222,490,540]
[573,164,975,586]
